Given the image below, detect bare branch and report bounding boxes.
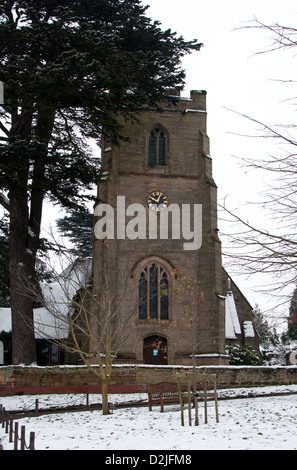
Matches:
[239,18,297,54]
[0,121,9,137]
[0,193,10,212]
[32,237,139,414]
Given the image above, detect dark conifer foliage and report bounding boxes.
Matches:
[56,212,93,257]
[288,288,297,341]
[0,0,202,364]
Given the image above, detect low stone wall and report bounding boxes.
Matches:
[0,364,297,396]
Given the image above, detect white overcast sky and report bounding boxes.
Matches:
[144,0,297,198]
[143,0,297,325]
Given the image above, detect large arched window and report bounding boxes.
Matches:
[148,127,166,166]
[139,262,169,320]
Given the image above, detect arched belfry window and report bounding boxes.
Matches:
[139,263,169,320]
[148,127,166,166]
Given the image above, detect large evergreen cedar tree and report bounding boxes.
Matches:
[0,0,202,364]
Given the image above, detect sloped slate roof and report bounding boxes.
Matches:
[225,290,242,339]
[0,258,92,340]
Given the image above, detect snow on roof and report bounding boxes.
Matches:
[0,308,11,333]
[225,291,241,339]
[243,320,255,338]
[0,305,70,340]
[41,259,91,312]
[0,258,92,340]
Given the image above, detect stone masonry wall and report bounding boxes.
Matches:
[1,365,297,396]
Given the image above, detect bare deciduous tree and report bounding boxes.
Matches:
[220,18,297,325]
[36,246,138,415]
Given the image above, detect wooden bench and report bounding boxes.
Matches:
[177,372,219,425]
[147,374,219,426]
[147,382,189,412]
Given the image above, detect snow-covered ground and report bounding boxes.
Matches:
[1,385,297,450]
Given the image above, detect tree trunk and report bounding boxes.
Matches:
[101,378,110,415]
[9,190,37,365]
[9,109,55,365]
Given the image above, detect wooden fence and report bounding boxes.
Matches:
[0,404,35,450]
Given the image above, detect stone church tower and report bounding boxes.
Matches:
[92,89,229,366]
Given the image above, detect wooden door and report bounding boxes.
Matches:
[143,336,168,365]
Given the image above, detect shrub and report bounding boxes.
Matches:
[226,344,264,366]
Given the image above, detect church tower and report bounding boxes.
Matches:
[92,89,228,366]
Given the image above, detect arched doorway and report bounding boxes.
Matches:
[143,336,168,365]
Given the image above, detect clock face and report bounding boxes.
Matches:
[147,191,168,211]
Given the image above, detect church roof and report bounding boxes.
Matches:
[225,290,242,340]
[0,258,92,340]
